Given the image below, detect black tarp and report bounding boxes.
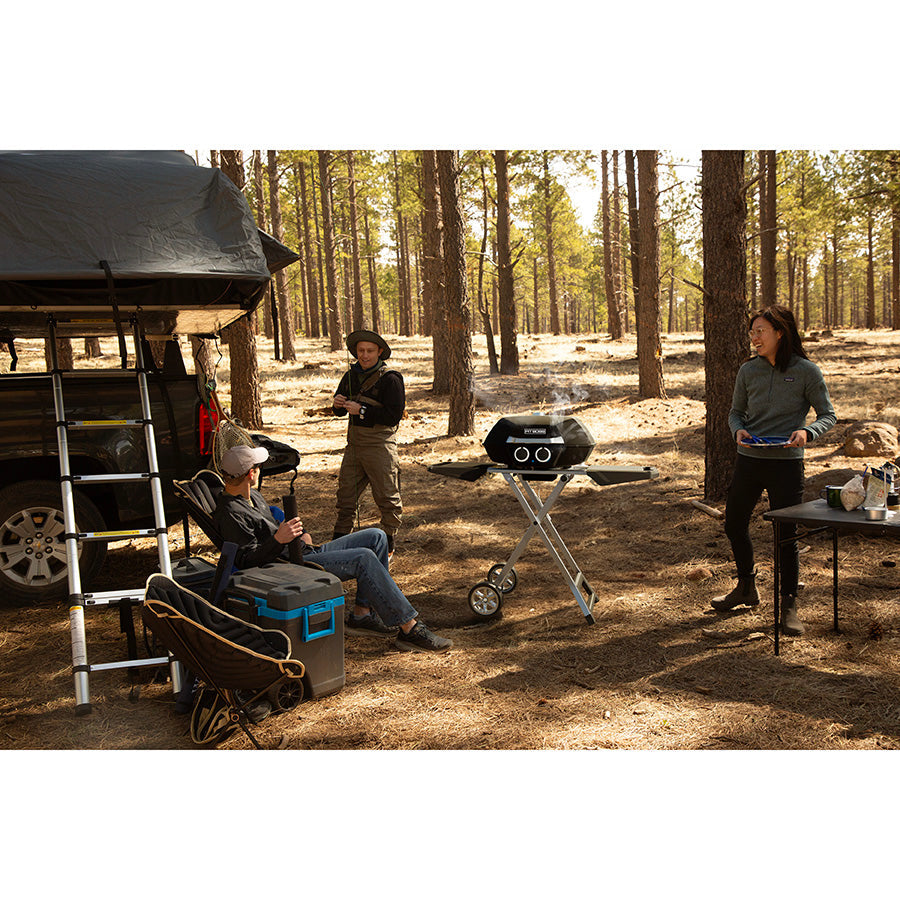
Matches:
[0,150,299,337]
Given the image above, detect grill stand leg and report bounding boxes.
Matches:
[500,472,598,624]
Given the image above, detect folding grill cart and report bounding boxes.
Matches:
[429,461,658,624]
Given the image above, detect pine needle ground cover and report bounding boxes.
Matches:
[3,331,900,751]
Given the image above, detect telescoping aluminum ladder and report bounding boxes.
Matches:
[48,315,183,715]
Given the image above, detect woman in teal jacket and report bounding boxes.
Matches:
[712,305,836,636]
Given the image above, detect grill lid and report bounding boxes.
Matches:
[483,415,595,469]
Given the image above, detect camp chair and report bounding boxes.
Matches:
[173,469,227,553]
[141,573,306,749]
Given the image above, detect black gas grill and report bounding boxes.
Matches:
[483,414,595,469]
[429,415,658,625]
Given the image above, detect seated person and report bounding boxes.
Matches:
[213,444,452,654]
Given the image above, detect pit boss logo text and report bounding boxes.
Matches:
[524,428,547,435]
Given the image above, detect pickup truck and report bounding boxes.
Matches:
[0,344,297,605]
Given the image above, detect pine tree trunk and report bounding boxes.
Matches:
[317,151,343,351]
[625,151,640,329]
[345,151,366,331]
[601,150,623,339]
[363,204,382,334]
[759,150,777,305]
[636,151,665,399]
[219,150,263,429]
[493,150,519,374]
[542,152,561,335]
[297,159,321,338]
[702,150,748,502]
[437,150,474,435]
[311,162,329,338]
[612,151,626,333]
[267,150,295,361]
[253,150,273,339]
[422,150,449,393]
[866,215,876,328]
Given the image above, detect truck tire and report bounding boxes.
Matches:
[0,480,108,606]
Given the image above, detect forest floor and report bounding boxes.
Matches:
[4,328,900,753]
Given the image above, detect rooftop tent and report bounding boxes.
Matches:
[0,150,299,338]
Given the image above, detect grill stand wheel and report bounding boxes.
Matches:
[468,581,503,618]
[488,564,517,593]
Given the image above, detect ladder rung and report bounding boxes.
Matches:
[68,419,145,429]
[89,657,170,672]
[73,473,150,485]
[83,588,146,606]
[79,528,159,541]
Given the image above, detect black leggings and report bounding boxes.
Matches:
[724,454,805,596]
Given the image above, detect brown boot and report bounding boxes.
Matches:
[780,595,805,636]
[711,572,760,611]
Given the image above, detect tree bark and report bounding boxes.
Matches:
[437,150,475,435]
[542,152,561,335]
[613,151,626,333]
[759,150,777,305]
[493,150,519,374]
[625,151,640,329]
[601,150,623,339]
[346,151,366,331]
[317,151,343,351]
[636,151,666,399]
[297,158,320,338]
[363,203,381,334]
[702,151,748,502]
[219,150,263,429]
[253,150,272,339]
[267,150,295,361]
[422,150,449,393]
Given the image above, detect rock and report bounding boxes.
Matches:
[686,566,713,581]
[803,467,860,501]
[842,422,899,457]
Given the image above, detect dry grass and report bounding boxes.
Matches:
[3,329,900,753]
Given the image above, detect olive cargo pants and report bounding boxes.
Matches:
[334,424,401,537]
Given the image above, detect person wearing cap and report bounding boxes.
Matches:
[332,330,405,556]
[212,443,452,653]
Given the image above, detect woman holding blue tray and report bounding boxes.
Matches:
[711,305,836,636]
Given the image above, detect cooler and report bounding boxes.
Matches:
[223,563,346,699]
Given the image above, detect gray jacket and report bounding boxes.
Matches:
[728,354,836,460]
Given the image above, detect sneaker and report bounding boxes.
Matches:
[346,611,394,636]
[394,621,453,653]
[386,534,395,562]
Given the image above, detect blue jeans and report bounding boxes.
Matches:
[305,528,417,627]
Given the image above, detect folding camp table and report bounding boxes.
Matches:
[429,462,658,624]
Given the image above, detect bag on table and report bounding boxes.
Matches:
[841,474,866,511]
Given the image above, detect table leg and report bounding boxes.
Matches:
[773,521,781,656]
[832,529,840,633]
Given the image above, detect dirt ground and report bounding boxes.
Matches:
[3,327,900,752]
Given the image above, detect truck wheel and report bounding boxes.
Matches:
[0,480,108,606]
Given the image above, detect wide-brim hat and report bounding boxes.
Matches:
[346,329,391,360]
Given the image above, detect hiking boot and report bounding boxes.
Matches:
[780,595,805,636]
[711,572,760,611]
[394,621,453,653]
[346,610,394,636]
[234,691,272,724]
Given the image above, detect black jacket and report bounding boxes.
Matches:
[333,361,405,428]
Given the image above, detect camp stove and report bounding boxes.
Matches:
[429,415,658,625]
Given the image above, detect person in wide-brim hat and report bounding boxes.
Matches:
[346,329,391,360]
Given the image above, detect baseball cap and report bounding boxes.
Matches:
[220,444,269,476]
